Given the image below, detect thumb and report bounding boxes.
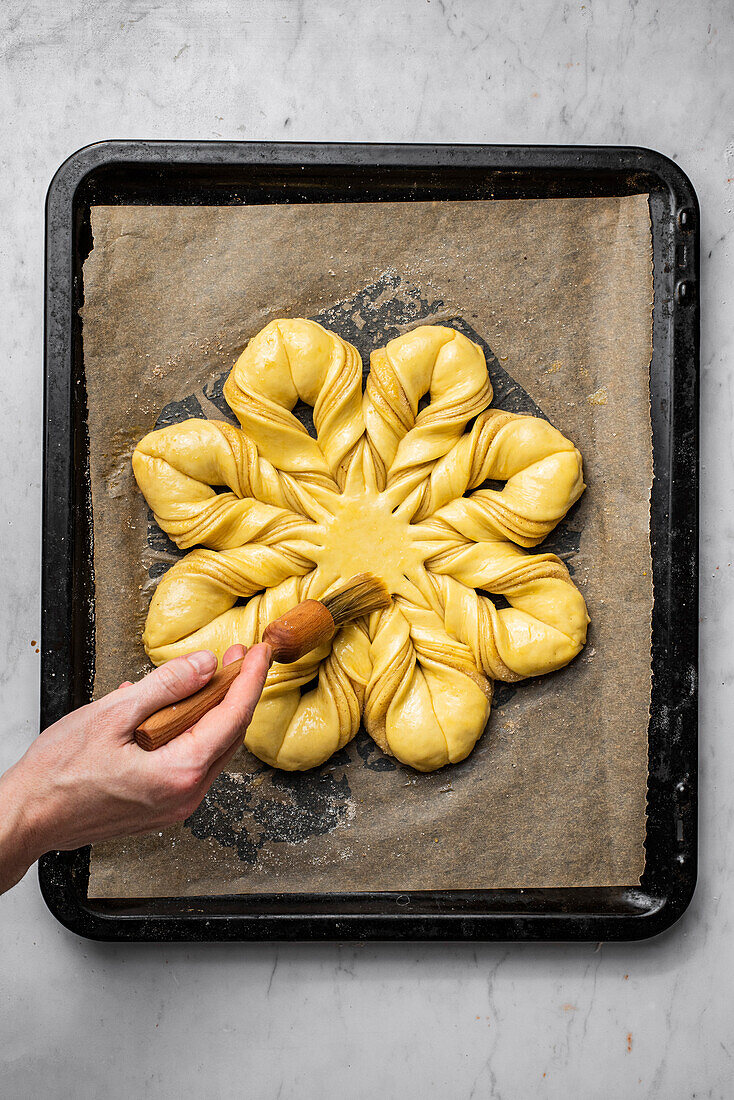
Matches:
[114,651,218,727]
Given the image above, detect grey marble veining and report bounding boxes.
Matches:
[1,1,732,1097]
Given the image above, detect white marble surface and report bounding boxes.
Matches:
[1,1,732,1096]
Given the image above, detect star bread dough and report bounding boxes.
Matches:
[133,319,589,772]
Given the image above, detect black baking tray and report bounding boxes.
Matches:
[40,142,698,941]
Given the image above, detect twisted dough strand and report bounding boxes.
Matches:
[363,602,492,772]
[223,319,365,487]
[363,326,492,491]
[394,408,585,543]
[423,551,588,680]
[143,543,316,658]
[133,419,338,545]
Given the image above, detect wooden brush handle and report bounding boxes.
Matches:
[134,600,335,751]
[135,657,246,751]
[262,600,335,663]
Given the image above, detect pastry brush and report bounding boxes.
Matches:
[134,573,390,751]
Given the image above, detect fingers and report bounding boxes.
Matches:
[114,651,218,727]
[222,643,246,667]
[174,643,272,766]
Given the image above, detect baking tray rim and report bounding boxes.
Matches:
[40,140,699,942]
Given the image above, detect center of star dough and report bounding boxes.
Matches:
[312,486,427,598]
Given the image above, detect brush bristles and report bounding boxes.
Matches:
[321,573,391,625]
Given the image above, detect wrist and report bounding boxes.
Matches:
[0,760,50,893]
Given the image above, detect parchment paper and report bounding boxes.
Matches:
[82,195,653,897]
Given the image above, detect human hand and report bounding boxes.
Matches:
[0,643,271,894]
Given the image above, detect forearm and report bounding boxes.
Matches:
[0,762,47,895]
